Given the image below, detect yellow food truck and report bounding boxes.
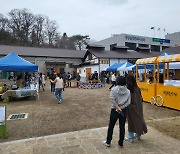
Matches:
[136,54,180,110]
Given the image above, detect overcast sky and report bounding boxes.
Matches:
[1,0,180,41]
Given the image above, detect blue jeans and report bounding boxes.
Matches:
[106,108,128,146]
[103,77,107,84]
[128,132,141,139]
[55,88,62,101]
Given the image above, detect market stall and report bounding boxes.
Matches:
[0,52,39,101]
[135,54,180,110]
[0,52,38,71]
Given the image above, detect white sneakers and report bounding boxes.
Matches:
[58,99,62,104]
[103,141,110,147]
[124,137,134,143]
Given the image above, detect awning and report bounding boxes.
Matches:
[136,57,157,64]
[156,54,180,63]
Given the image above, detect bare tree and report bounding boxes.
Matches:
[0,14,9,31]
[44,17,59,46]
[31,14,46,45]
[0,8,91,49]
[8,8,35,44]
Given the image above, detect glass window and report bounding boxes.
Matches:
[151,45,160,52]
[110,43,117,50]
[125,42,136,50]
[88,54,92,60]
[138,44,149,47]
[162,46,170,50]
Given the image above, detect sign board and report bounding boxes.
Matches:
[125,35,145,42]
[152,38,170,43]
[0,105,7,138]
[0,106,5,125]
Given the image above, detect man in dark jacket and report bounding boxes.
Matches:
[49,71,56,92]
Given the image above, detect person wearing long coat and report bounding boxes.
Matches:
[126,74,147,142]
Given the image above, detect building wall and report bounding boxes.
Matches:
[78,57,129,82]
[5,55,83,75]
[166,32,180,47]
[77,65,99,82]
[109,59,118,65]
[95,33,173,51]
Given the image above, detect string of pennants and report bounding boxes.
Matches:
[78,83,105,89]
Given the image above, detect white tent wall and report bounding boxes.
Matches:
[169,62,180,69]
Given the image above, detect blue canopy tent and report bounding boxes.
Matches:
[0,52,38,71]
[117,62,134,71]
[160,51,173,56]
[106,63,124,71]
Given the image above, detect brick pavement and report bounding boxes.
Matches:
[0,123,180,154]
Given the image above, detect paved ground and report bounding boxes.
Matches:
[0,120,180,154]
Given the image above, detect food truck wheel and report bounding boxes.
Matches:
[155,95,163,106]
[150,97,156,105]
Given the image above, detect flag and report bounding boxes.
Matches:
[158,27,160,31]
[151,27,154,30]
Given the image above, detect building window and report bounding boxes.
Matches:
[162,46,170,50]
[100,60,109,64]
[110,43,117,50]
[151,45,160,52]
[88,54,92,60]
[125,42,136,50]
[138,44,149,47]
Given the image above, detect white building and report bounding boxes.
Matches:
[165,32,180,47]
[95,33,173,52]
[77,45,161,82]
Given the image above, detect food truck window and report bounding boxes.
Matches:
[137,69,145,82]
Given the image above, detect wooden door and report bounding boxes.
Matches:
[86,68,91,81]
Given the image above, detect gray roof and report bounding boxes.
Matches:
[113,46,129,49]
[0,45,86,58]
[86,44,105,48]
[162,46,180,54]
[88,50,161,59]
[86,46,180,59]
[136,47,150,50]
